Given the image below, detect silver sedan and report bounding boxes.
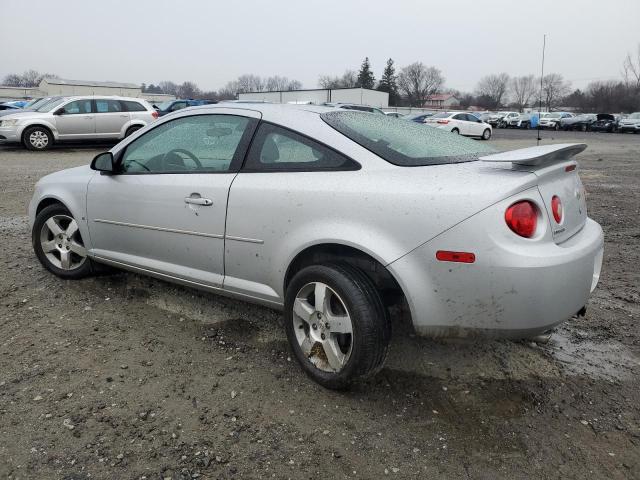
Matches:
[29,104,604,389]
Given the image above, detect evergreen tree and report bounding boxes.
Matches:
[356,57,376,89]
[377,58,399,106]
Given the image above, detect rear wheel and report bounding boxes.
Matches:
[481,128,491,140]
[23,126,53,151]
[284,263,390,390]
[451,128,460,135]
[581,124,588,132]
[32,204,93,279]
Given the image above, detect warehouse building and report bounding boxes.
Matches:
[238,87,389,107]
[0,78,174,103]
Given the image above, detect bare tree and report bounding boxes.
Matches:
[622,43,640,89]
[541,73,571,110]
[158,81,179,95]
[318,70,358,89]
[475,73,510,109]
[397,62,444,107]
[510,75,537,112]
[236,74,264,93]
[176,81,201,98]
[265,76,303,91]
[2,70,58,87]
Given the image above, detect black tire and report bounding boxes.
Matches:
[451,128,460,135]
[22,126,53,151]
[554,123,560,131]
[284,263,391,390]
[581,124,588,132]
[481,128,491,140]
[32,204,93,279]
[125,125,142,137]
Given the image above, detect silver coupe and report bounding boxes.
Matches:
[29,104,604,389]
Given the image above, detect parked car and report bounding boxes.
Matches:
[0,97,62,118]
[425,112,492,139]
[384,111,404,118]
[28,104,603,388]
[474,112,494,122]
[154,99,216,117]
[507,113,533,129]
[0,102,22,111]
[0,96,158,150]
[406,113,434,123]
[590,114,618,133]
[617,112,640,133]
[489,111,519,128]
[561,114,597,131]
[538,112,574,130]
[323,103,387,115]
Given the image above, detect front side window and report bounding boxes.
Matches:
[120,114,253,173]
[453,114,467,121]
[95,99,123,113]
[244,123,357,172]
[321,110,495,167]
[170,101,187,112]
[61,100,92,115]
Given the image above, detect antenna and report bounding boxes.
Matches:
[537,34,546,145]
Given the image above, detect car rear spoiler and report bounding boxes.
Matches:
[479,143,587,166]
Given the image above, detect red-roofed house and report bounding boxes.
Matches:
[424,94,460,109]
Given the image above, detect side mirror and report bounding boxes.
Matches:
[54,108,65,115]
[91,152,116,173]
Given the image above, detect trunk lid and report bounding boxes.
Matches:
[480,144,588,244]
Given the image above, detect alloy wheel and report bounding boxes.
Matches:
[39,214,87,270]
[291,282,354,373]
[29,130,49,149]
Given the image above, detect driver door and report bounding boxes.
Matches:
[86,110,260,287]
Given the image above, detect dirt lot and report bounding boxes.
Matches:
[0,129,639,479]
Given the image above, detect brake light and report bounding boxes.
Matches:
[565,164,576,172]
[437,120,450,124]
[505,201,538,238]
[436,251,476,263]
[551,195,563,223]
[151,111,159,119]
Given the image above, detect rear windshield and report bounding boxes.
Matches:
[321,111,495,166]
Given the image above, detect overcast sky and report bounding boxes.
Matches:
[1,0,639,92]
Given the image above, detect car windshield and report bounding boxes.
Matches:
[35,97,66,112]
[431,112,451,118]
[547,113,562,119]
[321,111,495,167]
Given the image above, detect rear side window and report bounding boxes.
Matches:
[244,123,358,172]
[121,100,147,112]
[95,100,123,113]
[321,111,495,167]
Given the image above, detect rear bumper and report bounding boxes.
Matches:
[388,200,604,338]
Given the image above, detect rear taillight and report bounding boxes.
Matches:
[551,195,563,223]
[151,111,159,119]
[505,201,538,238]
[437,120,450,124]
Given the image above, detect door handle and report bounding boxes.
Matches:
[184,195,213,206]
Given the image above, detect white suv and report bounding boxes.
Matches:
[0,96,158,150]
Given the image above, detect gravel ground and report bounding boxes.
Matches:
[0,129,638,479]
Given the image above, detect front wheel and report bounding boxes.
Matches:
[284,264,390,390]
[581,124,588,132]
[32,204,93,279]
[481,128,491,140]
[23,126,53,151]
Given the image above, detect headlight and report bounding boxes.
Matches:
[0,119,19,127]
